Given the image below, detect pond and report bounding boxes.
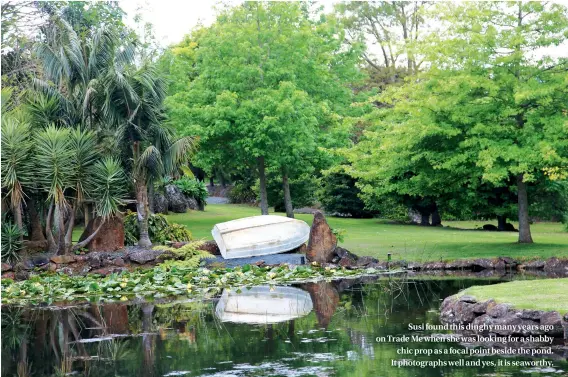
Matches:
[2,275,566,377]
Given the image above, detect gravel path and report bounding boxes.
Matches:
[207,196,230,204]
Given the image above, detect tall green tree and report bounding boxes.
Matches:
[164,2,362,215]
[350,2,568,242]
[336,1,429,86]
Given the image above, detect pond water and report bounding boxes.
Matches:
[2,276,566,377]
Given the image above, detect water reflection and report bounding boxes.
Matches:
[1,277,566,377]
[215,286,313,324]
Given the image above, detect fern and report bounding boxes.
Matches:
[152,241,214,270]
[124,211,192,245]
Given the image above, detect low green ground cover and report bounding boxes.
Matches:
[1,261,387,305]
[166,204,568,262]
[457,279,568,312]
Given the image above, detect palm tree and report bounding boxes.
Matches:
[32,15,196,248]
[33,16,136,131]
[34,126,127,254]
[100,61,197,247]
[1,111,33,240]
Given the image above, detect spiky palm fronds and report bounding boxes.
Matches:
[34,15,137,131]
[24,90,70,127]
[1,115,34,209]
[33,125,74,206]
[163,136,199,177]
[135,145,164,182]
[88,157,127,219]
[69,128,99,203]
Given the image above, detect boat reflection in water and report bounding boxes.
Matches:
[215,285,313,324]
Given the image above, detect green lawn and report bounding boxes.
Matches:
[458,279,568,312]
[165,204,568,262]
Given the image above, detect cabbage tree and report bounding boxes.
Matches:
[34,126,127,254]
[1,114,34,240]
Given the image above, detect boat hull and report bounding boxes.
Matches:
[211,215,310,259]
[215,286,313,324]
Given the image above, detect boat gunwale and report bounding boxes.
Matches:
[214,215,298,235]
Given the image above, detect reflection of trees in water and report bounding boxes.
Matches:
[142,303,156,377]
[1,308,31,376]
[0,278,488,377]
[1,303,142,377]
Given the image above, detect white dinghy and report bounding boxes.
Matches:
[215,286,313,324]
[211,215,310,259]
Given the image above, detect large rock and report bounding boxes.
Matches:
[440,298,477,324]
[79,216,124,252]
[306,211,337,264]
[50,255,76,264]
[540,311,563,336]
[197,240,221,256]
[186,197,199,211]
[544,257,568,273]
[153,193,169,214]
[165,184,189,213]
[487,303,511,318]
[128,249,164,264]
[446,259,474,270]
[471,258,496,270]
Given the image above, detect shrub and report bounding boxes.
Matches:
[317,171,376,218]
[154,176,173,193]
[331,228,346,243]
[377,198,411,223]
[153,241,214,269]
[124,211,193,246]
[228,180,257,204]
[173,177,208,207]
[1,222,23,264]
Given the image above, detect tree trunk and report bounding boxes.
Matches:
[431,206,441,226]
[83,203,92,228]
[71,220,104,252]
[258,156,269,215]
[45,202,57,254]
[63,202,76,254]
[420,212,430,226]
[136,180,152,247]
[282,172,294,218]
[517,174,533,243]
[497,215,507,231]
[209,176,214,187]
[28,199,46,242]
[13,202,24,242]
[148,183,155,214]
[56,204,66,255]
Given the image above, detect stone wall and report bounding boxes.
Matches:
[440,294,568,340]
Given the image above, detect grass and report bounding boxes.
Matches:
[165,204,568,262]
[457,279,568,312]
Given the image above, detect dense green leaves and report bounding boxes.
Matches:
[348,2,568,240]
[173,177,208,207]
[1,262,387,305]
[1,115,34,209]
[89,158,128,218]
[163,2,363,213]
[1,222,24,264]
[123,212,193,246]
